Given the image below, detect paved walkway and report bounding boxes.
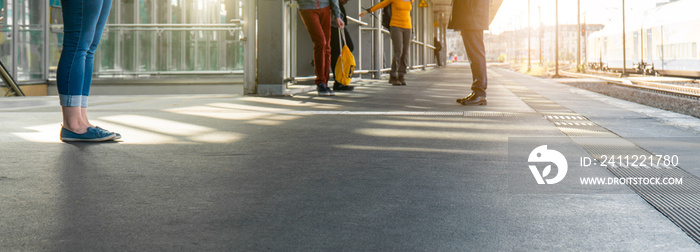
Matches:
[2,64,700,251]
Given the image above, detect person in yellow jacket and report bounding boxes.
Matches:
[360,0,412,86]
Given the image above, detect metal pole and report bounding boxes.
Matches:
[584,15,587,65]
[528,0,531,72]
[291,2,298,81]
[442,18,446,66]
[44,0,50,81]
[422,6,427,70]
[577,0,581,72]
[134,0,140,74]
[243,0,256,94]
[12,0,18,80]
[374,6,383,79]
[622,0,627,76]
[151,0,157,71]
[357,1,362,73]
[554,0,560,78]
[539,5,542,65]
[283,2,290,82]
[167,3,172,71]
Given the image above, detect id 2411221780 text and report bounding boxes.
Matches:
[580,155,679,167]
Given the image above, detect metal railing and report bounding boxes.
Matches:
[50,23,243,32]
[96,70,244,77]
[64,23,244,77]
[0,60,24,97]
[347,10,439,78]
[46,21,245,77]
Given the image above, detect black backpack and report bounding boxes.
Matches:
[381,5,391,29]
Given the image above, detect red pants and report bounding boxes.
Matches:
[300,7,331,85]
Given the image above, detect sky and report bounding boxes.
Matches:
[489,0,670,34]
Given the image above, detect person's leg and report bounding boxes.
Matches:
[81,0,112,107]
[81,0,112,126]
[397,28,411,85]
[57,0,103,133]
[320,7,332,86]
[462,30,487,97]
[390,26,403,84]
[299,8,328,85]
[62,107,86,133]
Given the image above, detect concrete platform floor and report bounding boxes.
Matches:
[2,64,700,251]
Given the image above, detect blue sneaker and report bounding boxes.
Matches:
[60,126,116,142]
[96,126,121,140]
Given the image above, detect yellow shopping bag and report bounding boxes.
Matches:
[334,29,355,86]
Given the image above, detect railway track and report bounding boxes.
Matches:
[557,70,700,99]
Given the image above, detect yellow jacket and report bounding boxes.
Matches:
[369,0,413,29]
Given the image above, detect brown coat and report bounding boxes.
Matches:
[448,0,490,31]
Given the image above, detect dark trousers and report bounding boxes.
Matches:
[299,7,332,85]
[390,26,411,78]
[434,52,441,66]
[461,30,487,96]
[330,27,353,84]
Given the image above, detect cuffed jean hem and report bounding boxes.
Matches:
[60,94,88,107]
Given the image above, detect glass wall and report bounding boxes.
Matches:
[2,0,246,86]
[62,0,245,78]
[0,0,46,83]
[0,0,11,78]
[16,0,43,81]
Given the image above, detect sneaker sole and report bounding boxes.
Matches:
[460,101,487,106]
[61,134,116,142]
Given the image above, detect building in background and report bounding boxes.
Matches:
[483,24,604,64]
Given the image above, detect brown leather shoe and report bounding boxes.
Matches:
[391,75,402,86]
[460,94,487,106]
[389,75,397,84]
[456,93,476,103]
[398,75,407,85]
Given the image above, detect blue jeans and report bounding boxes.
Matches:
[57,0,112,107]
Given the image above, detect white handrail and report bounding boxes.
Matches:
[346,16,368,26]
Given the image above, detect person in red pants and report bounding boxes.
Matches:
[298,0,345,96]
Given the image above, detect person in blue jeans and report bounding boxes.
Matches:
[57,0,119,142]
